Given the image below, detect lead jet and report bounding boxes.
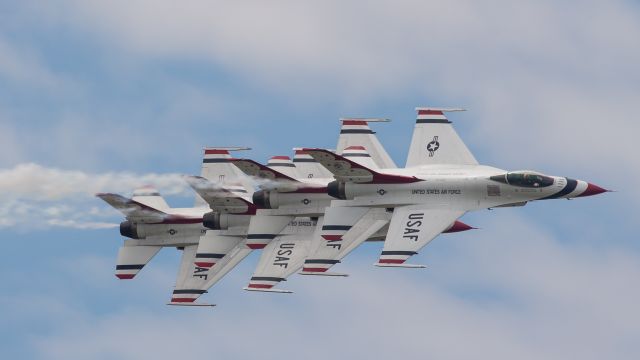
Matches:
[232,119,475,291]
[302,107,608,270]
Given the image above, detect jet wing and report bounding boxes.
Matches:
[376,206,465,267]
[244,234,312,293]
[169,232,250,305]
[168,244,214,306]
[301,207,390,275]
[185,175,256,215]
[200,238,252,293]
[303,148,419,184]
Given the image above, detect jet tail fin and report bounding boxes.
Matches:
[337,118,396,169]
[131,186,169,210]
[340,145,378,169]
[292,148,334,179]
[196,147,253,207]
[266,156,299,179]
[406,108,477,167]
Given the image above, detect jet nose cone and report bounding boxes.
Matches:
[577,182,608,197]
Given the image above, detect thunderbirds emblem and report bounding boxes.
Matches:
[427,136,440,157]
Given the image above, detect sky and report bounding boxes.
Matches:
[0,0,638,359]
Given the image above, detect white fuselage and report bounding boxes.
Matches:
[337,164,589,210]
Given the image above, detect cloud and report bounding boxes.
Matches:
[0,163,194,229]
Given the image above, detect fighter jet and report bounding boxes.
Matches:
[97,147,255,306]
[301,107,608,270]
[231,119,475,292]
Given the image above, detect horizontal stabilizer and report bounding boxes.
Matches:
[185,175,256,215]
[231,159,308,192]
[96,193,167,220]
[303,148,420,184]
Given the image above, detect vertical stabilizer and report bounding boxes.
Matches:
[196,147,253,206]
[292,149,333,180]
[336,119,396,169]
[267,156,299,179]
[131,186,169,210]
[340,145,378,169]
[405,108,477,167]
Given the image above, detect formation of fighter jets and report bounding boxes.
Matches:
[97,107,608,306]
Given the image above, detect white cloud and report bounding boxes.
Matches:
[0,163,193,229]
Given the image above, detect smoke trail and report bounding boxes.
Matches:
[0,163,193,230]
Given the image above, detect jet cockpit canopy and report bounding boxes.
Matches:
[489,171,554,188]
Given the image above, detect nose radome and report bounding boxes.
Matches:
[576,182,608,197]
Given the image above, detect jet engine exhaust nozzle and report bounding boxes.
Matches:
[203,212,222,230]
[327,180,347,200]
[120,220,140,239]
[252,190,272,209]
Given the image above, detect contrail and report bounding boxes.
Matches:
[0,163,193,230]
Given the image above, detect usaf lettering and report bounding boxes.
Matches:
[273,243,295,268]
[192,266,208,280]
[403,213,424,241]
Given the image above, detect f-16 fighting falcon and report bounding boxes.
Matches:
[301,108,608,270]
[97,147,257,306]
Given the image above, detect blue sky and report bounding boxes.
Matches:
[1,1,638,359]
